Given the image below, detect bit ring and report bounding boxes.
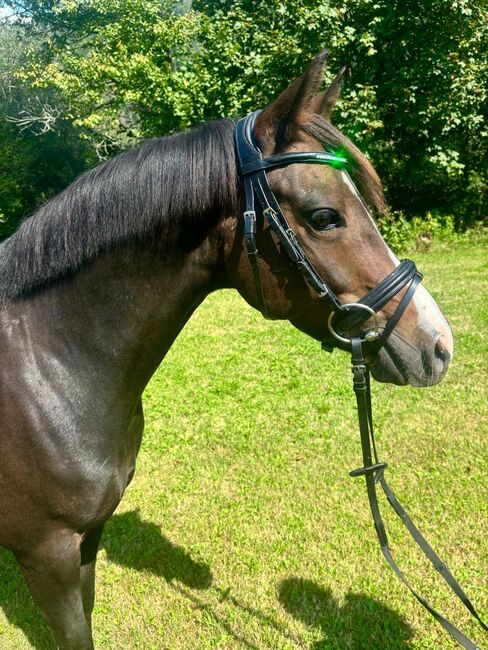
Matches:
[327,303,379,345]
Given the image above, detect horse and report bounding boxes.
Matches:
[0,51,453,649]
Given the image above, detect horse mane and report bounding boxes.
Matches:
[0,118,238,302]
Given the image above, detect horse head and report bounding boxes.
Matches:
[226,51,453,387]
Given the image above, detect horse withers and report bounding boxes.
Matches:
[0,52,452,649]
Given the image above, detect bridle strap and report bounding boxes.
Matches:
[252,173,343,311]
[328,267,423,348]
[240,150,348,175]
[235,110,346,314]
[242,173,269,318]
[375,271,422,346]
[350,337,487,649]
[326,260,421,342]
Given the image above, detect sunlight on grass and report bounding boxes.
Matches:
[0,240,486,649]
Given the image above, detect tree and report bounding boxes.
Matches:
[2,0,487,226]
[0,19,93,239]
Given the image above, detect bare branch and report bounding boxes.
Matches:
[6,100,63,135]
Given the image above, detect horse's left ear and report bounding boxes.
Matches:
[310,66,347,121]
[254,50,329,151]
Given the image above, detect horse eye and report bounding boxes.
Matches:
[308,208,341,231]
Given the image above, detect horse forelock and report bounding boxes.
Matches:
[302,115,387,216]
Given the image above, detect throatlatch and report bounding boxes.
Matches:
[235,110,487,650]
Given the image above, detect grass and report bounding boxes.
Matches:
[1,238,487,649]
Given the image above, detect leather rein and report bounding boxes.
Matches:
[234,110,487,649]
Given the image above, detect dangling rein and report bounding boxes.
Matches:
[345,336,487,650]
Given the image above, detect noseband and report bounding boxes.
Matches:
[234,111,487,650]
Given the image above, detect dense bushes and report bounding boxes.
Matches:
[1,0,487,240]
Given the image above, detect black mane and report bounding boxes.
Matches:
[0,118,238,301]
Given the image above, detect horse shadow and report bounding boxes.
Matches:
[0,509,212,649]
[101,509,213,589]
[0,520,413,650]
[278,576,413,649]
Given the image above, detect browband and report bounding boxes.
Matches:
[236,110,347,176]
[240,151,348,176]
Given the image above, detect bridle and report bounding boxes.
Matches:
[234,110,487,649]
[235,110,422,347]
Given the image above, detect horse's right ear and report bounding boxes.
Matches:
[254,50,329,153]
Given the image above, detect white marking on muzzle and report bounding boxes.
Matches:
[412,284,453,357]
[341,171,453,358]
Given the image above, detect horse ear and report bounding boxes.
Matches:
[310,66,347,121]
[254,50,329,151]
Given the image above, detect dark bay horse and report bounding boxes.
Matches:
[0,53,452,648]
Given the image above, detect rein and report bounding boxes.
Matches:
[235,111,487,649]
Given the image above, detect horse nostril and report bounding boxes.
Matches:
[435,339,449,363]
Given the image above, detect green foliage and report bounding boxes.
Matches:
[5,1,206,142]
[377,212,455,254]
[378,211,488,254]
[1,0,487,236]
[0,21,93,239]
[358,0,488,223]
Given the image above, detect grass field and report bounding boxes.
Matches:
[0,238,487,649]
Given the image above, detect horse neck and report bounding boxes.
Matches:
[10,224,228,400]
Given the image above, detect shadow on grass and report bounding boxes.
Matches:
[0,546,53,649]
[0,510,212,650]
[103,512,265,649]
[101,509,213,589]
[4,520,411,650]
[278,576,413,649]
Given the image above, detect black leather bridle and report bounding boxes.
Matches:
[236,111,423,347]
[235,110,487,649]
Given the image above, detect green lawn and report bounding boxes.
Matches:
[1,239,487,649]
